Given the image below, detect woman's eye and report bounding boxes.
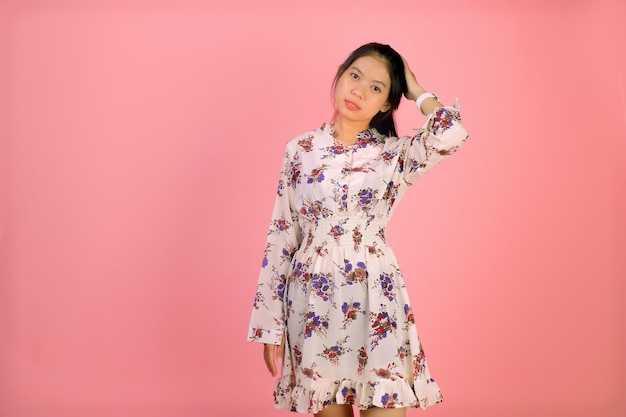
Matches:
[372,86,381,93]
[350,73,359,80]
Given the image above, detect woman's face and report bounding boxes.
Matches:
[334,55,392,126]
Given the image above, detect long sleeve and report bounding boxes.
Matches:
[247,144,303,345]
[401,99,468,185]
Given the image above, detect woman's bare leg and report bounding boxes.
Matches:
[359,407,406,417]
[315,404,354,417]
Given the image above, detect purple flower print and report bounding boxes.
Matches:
[261,243,272,267]
[339,184,348,211]
[370,310,397,349]
[380,392,399,408]
[359,189,374,205]
[319,336,351,365]
[354,188,378,212]
[382,181,400,207]
[397,344,409,364]
[306,165,327,184]
[404,304,415,324]
[287,158,301,189]
[379,273,395,301]
[276,179,284,197]
[376,227,387,243]
[341,386,356,404]
[432,108,456,134]
[280,243,296,265]
[270,215,291,234]
[355,130,379,148]
[304,311,329,338]
[406,156,422,174]
[321,144,348,158]
[311,273,332,301]
[299,198,332,221]
[252,291,264,309]
[341,301,362,329]
[328,223,346,242]
[290,257,313,289]
[272,273,286,301]
[344,260,368,286]
[341,301,361,314]
[331,181,349,212]
[321,345,341,364]
[250,326,268,341]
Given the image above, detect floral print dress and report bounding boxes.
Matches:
[248,102,468,414]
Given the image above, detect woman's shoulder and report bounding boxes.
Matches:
[284,123,333,152]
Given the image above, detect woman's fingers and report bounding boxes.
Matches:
[400,55,424,101]
[276,335,285,369]
[264,335,287,377]
[263,344,277,377]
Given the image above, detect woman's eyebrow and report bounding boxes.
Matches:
[351,66,387,88]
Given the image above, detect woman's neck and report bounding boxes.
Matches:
[332,117,369,146]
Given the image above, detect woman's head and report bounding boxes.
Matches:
[332,42,408,137]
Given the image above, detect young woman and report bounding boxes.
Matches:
[247,42,468,417]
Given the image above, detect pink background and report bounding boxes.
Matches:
[1,0,625,416]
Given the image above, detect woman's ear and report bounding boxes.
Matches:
[380,102,391,113]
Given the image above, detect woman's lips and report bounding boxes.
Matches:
[345,100,360,110]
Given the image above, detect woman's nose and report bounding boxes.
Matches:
[351,85,364,99]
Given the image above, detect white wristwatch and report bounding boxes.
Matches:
[415,92,438,114]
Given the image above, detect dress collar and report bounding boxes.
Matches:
[320,123,384,148]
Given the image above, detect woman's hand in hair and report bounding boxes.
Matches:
[401,56,426,101]
[401,55,443,114]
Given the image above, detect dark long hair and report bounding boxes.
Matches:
[332,42,408,137]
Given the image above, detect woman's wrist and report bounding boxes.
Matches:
[402,67,444,114]
[415,92,436,112]
[406,85,426,101]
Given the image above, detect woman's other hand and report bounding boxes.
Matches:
[263,334,285,377]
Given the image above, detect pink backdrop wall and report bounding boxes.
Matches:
[1,1,625,416]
